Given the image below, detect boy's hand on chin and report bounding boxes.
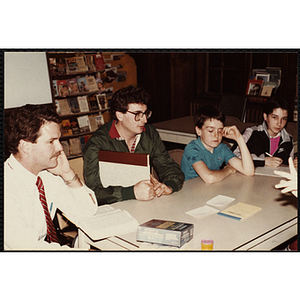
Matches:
[222,125,241,141]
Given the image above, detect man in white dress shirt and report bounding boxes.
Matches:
[4,104,98,250]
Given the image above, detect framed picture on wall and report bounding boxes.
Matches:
[246,79,264,96]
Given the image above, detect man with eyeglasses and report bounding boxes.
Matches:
[83,85,184,205]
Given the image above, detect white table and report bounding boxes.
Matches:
[77,173,297,251]
[152,116,196,145]
[152,116,298,150]
[152,115,252,145]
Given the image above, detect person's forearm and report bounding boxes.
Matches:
[61,169,83,188]
[236,136,255,176]
[92,185,134,205]
[201,168,233,184]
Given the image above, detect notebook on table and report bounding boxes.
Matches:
[98,150,150,187]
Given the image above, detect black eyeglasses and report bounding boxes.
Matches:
[127,110,152,121]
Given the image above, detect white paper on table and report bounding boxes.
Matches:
[186,205,219,217]
[96,204,116,214]
[76,209,139,241]
[206,195,235,206]
[255,165,289,177]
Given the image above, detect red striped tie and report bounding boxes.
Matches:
[36,176,59,244]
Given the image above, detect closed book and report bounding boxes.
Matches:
[61,140,70,157]
[56,58,66,75]
[75,56,88,73]
[217,202,261,221]
[60,119,73,136]
[86,54,96,72]
[86,75,98,92]
[49,58,57,75]
[68,97,80,114]
[65,56,79,73]
[57,99,71,115]
[95,77,106,93]
[96,93,108,110]
[94,53,105,71]
[98,151,150,188]
[77,77,89,93]
[88,114,99,132]
[69,116,80,135]
[77,96,90,112]
[88,94,100,111]
[57,79,69,97]
[69,137,82,156]
[136,219,194,247]
[260,85,273,97]
[77,115,90,133]
[94,113,104,127]
[66,78,79,95]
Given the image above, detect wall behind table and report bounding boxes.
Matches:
[4,52,52,109]
[4,51,53,160]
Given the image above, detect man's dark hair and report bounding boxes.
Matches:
[5,104,60,155]
[110,85,150,120]
[263,97,289,116]
[194,104,225,128]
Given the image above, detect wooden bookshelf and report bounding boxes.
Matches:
[46,52,137,159]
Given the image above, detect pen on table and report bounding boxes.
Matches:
[49,202,53,214]
[265,152,273,157]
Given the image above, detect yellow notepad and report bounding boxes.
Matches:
[218,202,261,221]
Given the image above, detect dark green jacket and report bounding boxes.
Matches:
[83,120,184,205]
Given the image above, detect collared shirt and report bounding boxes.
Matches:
[109,120,142,153]
[181,137,236,181]
[4,154,98,250]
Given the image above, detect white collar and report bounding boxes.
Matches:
[7,154,39,185]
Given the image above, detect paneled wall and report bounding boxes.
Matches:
[130,51,297,123]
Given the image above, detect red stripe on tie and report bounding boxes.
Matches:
[36,176,59,244]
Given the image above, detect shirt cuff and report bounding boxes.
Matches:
[121,186,136,201]
[164,180,177,193]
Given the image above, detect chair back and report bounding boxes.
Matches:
[168,149,184,166]
[69,157,84,183]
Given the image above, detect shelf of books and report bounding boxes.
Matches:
[46,52,137,159]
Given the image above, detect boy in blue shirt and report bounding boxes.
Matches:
[181,105,254,183]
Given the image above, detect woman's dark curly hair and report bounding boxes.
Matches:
[110,85,150,120]
[5,104,60,155]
